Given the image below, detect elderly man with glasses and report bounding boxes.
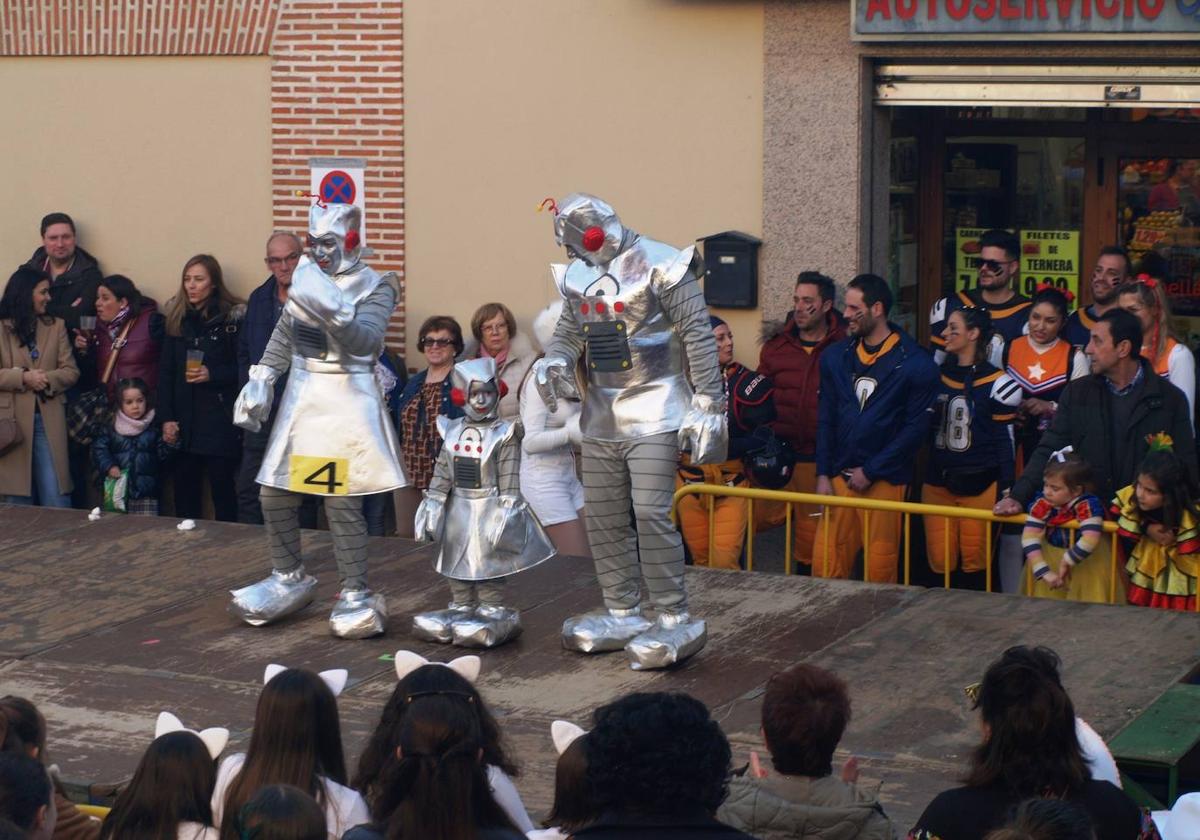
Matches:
[235,230,316,524]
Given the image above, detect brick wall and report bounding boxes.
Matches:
[270,0,406,349]
[0,0,406,348]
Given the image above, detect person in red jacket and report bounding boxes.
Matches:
[757,271,847,568]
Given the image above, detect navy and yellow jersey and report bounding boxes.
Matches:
[1063,304,1101,349]
[816,325,940,485]
[927,361,1021,490]
[929,288,1032,367]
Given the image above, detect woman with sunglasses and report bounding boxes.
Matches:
[393,316,465,537]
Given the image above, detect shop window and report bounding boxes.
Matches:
[888,129,920,335]
[942,136,1085,304]
[1118,156,1200,344]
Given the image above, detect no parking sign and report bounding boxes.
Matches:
[310,157,367,242]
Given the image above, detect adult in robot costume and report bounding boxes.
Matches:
[533,193,728,670]
[230,201,407,639]
[411,356,557,648]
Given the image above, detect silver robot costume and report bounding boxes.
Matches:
[413,357,556,649]
[230,201,407,639]
[533,193,727,670]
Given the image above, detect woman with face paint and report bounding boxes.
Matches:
[1005,286,1090,468]
[922,307,1022,588]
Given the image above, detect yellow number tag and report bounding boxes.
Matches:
[288,455,349,495]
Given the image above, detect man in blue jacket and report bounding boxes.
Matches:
[814,274,939,582]
[235,231,317,525]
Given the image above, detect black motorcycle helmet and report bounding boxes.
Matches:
[743,427,797,490]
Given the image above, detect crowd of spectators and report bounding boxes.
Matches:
[1,646,1178,840]
[1,214,1197,608]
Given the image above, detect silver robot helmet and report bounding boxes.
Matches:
[451,357,503,422]
[552,193,627,267]
[308,202,363,275]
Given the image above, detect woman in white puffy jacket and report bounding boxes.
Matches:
[519,301,590,558]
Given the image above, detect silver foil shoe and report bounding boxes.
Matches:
[562,607,654,653]
[626,611,707,670]
[411,603,475,644]
[229,566,317,627]
[329,589,388,639]
[451,604,523,649]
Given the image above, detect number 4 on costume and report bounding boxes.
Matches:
[288,455,350,495]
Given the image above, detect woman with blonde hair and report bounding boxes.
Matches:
[159,254,245,520]
[1117,255,1194,421]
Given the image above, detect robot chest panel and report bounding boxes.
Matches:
[447,427,497,489]
[563,267,663,375]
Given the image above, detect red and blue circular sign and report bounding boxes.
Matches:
[319,170,356,205]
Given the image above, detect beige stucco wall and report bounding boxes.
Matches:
[404,0,766,367]
[0,57,272,307]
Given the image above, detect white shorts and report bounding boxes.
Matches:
[520,456,584,526]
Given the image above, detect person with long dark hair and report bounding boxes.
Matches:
[158,255,244,520]
[99,731,218,840]
[0,267,79,507]
[923,307,1020,588]
[353,653,532,833]
[344,691,523,840]
[212,668,367,840]
[909,646,1142,840]
[1113,444,1200,610]
[74,274,163,404]
[1,695,98,840]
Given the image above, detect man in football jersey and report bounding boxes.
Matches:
[1062,246,1131,348]
[929,229,1030,367]
[814,274,939,582]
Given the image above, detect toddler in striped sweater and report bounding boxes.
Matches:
[1021,452,1110,602]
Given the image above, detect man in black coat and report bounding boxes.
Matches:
[22,211,104,507]
[995,308,1197,515]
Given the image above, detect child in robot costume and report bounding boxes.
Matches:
[412,356,557,648]
[532,193,728,670]
[231,200,408,639]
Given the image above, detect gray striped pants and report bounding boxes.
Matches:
[260,486,369,590]
[582,432,686,613]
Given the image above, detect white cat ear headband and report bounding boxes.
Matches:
[551,720,586,755]
[393,650,481,684]
[263,664,348,697]
[155,711,229,760]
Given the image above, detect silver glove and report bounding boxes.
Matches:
[414,490,448,542]
[233,365,281,433]
[678,393,728,465]
[287,261,355,330]
[532,355,579,413]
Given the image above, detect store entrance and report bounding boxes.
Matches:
[885,106,1200,345]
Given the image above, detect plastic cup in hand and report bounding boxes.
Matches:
[79,316,96,333]
[186,349,205,375]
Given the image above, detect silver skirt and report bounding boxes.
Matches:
[257,358,408,495]
[437,491,556,580]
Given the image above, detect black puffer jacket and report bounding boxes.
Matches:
[23,245,104,390]
[159,302,245,456]
[91,422,178,500]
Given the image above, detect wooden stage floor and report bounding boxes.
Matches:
[2,505,1198,829]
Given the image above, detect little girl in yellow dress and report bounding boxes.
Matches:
[1113,438,1200,611]
[1020,451,1113,603]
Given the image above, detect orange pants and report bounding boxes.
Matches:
[921,482,996,574]
[811,476,906,582]
[675,461,748,571]
[752,461,819,565]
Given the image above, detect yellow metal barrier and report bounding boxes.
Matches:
[671,483,1150,606]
